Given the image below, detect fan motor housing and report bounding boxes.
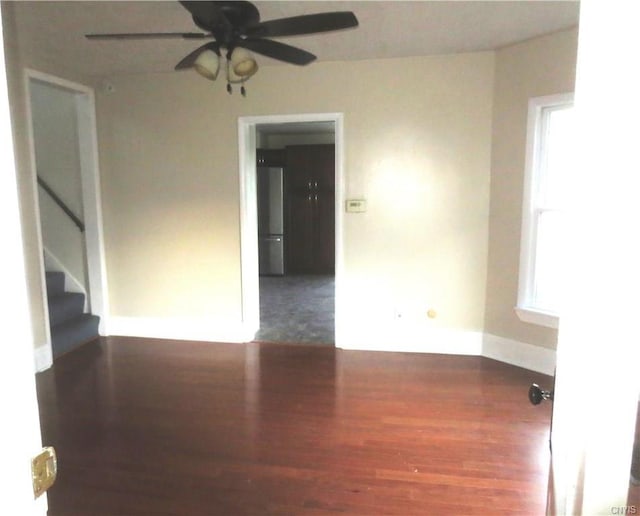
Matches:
[192,1,260,33]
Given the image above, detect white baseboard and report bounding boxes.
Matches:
[34,344,53,373]
[482,333,556,376]
[338,322,555,375]
[337,322,483,356]
[106,317,555,376]
[107,316,256,344]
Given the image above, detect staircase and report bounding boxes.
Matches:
[45,271,100,359]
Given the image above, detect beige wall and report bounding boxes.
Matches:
[31,81,83,215]
[483,28,578,349]
[4,4,577,354]
[96,52,495,341]
[2,2,91,350]
[31,80,86,290]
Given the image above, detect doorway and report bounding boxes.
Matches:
[255,123,336,344]
[237,113,344,346]
[25,69,109,369]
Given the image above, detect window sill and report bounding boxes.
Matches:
[514,306,559,329]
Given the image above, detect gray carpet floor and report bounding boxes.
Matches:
[256,274,335,345]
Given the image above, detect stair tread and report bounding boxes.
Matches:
[52,313,99,330]
[48,292,86,327]
[51,314,100,359]
[48,292,85,303]
[45,271,100,359]
[45,271,66,296]
[48,291,84,301]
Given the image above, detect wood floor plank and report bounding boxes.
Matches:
[37,337,554,515]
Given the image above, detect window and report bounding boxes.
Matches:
[516,93,575,329]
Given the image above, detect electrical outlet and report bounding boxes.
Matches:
[395,306,437,322]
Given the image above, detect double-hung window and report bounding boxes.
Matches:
[516,93,574,329]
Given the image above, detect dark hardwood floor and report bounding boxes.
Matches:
[37,337,553,515]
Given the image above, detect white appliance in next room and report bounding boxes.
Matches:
[257,166,284,275]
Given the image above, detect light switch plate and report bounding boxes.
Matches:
[345,199,367,213]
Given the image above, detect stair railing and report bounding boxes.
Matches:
[37,175,85,232]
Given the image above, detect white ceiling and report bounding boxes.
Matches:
[12,1,580,78]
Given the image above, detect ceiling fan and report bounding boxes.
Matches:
[86,1,359,96]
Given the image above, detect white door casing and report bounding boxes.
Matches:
[237,113,344,342]
[24,69,110,371]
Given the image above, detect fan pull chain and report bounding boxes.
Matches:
[224,57,248,96]
[226,59,232,94]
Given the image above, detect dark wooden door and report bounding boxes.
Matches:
[256,148,286,167]
[287,191,315,272]
[315,189,335,272]
[285,144,335,274]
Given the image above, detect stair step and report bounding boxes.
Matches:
[45,271,65,297]
[51,314,100,359]
[48,292,85,327]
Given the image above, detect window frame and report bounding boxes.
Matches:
[516,92,574,329]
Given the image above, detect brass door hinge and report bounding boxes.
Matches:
[31,446,57,499]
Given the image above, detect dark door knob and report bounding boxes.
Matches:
[529,383,554,405]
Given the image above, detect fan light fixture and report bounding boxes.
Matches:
[191,47,258,96]
[230,48,258,77]
[193,50,220,81]
[85,2,359,98]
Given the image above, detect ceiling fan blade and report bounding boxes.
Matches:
[245,12,358,38]
[175,42,220,70]
[86,32,209,40]
[179,1,230,32]
[236,39,315,65]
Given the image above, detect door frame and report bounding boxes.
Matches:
[24,68,110,371]
[237,113,344,341]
